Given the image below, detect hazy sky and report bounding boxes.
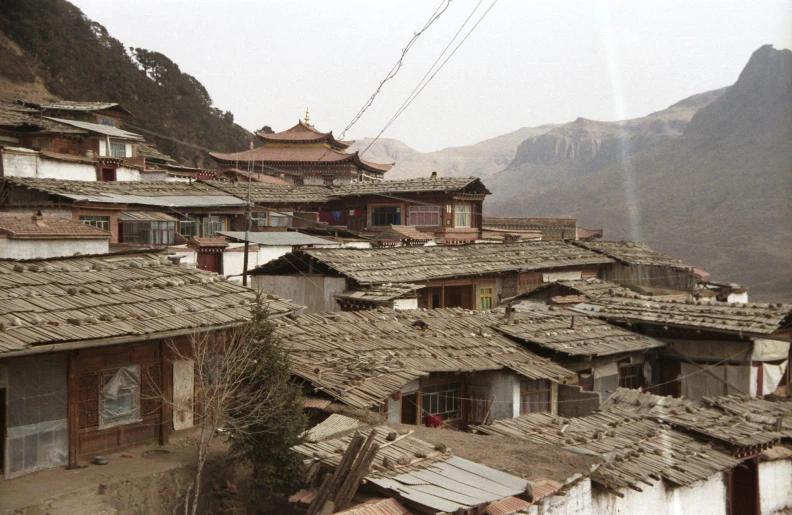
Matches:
[70,0,791,152]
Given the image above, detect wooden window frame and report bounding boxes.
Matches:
[371,205,401,227]
[479,286,494,310]
[454,204,472,228]
[420,381,462,420]
[408,205,440,227]
[618,362,644,389]
[520,379,551,415]
[79,215,110,231]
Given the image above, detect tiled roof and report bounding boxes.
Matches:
[376,225,433,241]
[0,102,85,134]
[474,408,741,490]
[571,291,792,336]
[256,120,352,149]
[0,214,111,239]
[254,241,614,285]
[43,117,144,141]
[335,498,412,515]
[191,237,228,248]
[2,177,247,208]
[203,180,338,204]
[36,101,132,115]
[136,144,176,163]
[497,304,666,357]
[571,240,693,268]
[334,176,488,196]
[209,145,391,173]
[482,216,576,240]
[275,308,575,409]
[216,168,293,184]
[0,252,303,355]
[334,284,424,305]
[118,211,177,222]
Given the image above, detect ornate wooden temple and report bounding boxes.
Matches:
[210,111,392,185]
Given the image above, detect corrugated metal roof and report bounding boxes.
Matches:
[43,117,144,140]
[217,231,337,247]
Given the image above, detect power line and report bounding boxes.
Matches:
[337,0,455,141]
[361,0,501,156]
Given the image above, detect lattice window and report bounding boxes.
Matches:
[409,206,440,226]
[618,363,643,389]
[520,379,551,414]
[79,215,110,231]
[479,286,494,310]
[454,205,471,228]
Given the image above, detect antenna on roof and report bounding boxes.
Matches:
[304,107,311,125]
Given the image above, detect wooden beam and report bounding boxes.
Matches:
[67,350,79,468]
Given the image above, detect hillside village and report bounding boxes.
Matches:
[0,95,790,515]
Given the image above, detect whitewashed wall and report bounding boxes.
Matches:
[760,458,792,515]
[393,298,419,310]
[0,238,109,259]
[2,149,96,180]
[116,166,142,181]
[592,473,728,515]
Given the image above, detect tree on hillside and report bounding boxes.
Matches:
[150,294,307,515]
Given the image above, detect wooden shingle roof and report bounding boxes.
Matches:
[334,176,489,196]
[572,292,792,336]
[254,241,614,285]
[571,240,693,269]
[274,308,576,409]
[474,408,741,490]
[0,214,111,239]
[496,305,665,357]
[203,180,338,204]
[0,252,303,355]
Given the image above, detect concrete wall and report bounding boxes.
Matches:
[251,275,347,313]
[592,473,728,515]
[558,384,601,418]
[760,458,792,515]
[0,237,109,259]
[466,371,519,421]
[2,150,96,180]
[116,166,142,181]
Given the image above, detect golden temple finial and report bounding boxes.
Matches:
[304,107,311,125]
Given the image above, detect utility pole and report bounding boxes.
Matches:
[242,157,252,287]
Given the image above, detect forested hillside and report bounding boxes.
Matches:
[0,0,253,166]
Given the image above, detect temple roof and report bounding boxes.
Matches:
[209,145,392,174]
[256,120,351,149]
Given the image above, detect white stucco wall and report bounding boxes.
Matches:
[592,473,728,515]
[0,238,109,259]
[116,166,142,181]
[2,150,96,181]
[258,246,295,266]
[760,458,792,515]
[251,275,347,313]
[393,298,419,310]
[223,248,261,278]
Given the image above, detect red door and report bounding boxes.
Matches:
[197,252,222,274]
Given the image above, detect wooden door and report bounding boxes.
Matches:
[400,393,418,425]
[729,456,760,515]
[197,252,222,274]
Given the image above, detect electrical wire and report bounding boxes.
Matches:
[337,0,455,141]
[361,0,501,157]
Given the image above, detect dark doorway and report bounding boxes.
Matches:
[729,456,759,515]
[197,252,222,274]
[0,388,5,475]
[400,393,418,425]
[99,167,116,182]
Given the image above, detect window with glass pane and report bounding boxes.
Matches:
[179,217,199,238]
[479,286,494,310]
[408,206,440,226]
[252,212,268,227]
[520,379,551,414]
[99,366,141,429]
[421,382,461,419]
[270,212,292,227]
[618,363,643,389]
[79,215,110,231]
[110,142,126,158]
[119,221,175,245]
[371,206,400,226]
[203,216,226,236]
[454,205,471,228]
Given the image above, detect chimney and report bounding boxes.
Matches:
[167,255,182,265]
[249,141,254,150]
[505,306,515,325]
[430,171,437,179]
